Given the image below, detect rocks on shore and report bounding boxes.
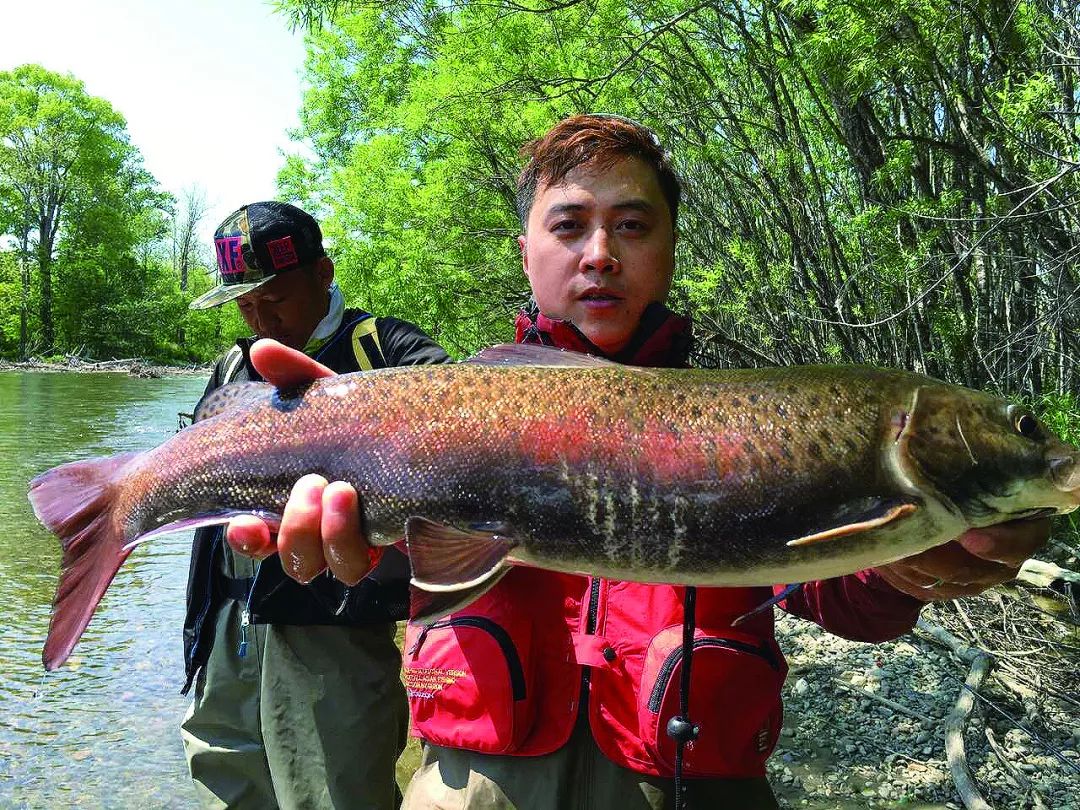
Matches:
[768,590,1080,809]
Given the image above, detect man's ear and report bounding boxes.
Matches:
[518,234,529,279]
[315,256,335,289]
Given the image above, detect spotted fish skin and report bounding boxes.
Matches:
[29,345,1080,668]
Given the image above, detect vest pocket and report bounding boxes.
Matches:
[404,615,536,754]
[638,624,787,778]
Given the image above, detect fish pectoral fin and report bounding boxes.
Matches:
[405,517,517,590]
[785,501,919,548]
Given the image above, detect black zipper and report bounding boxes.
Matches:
[411,616,527,701]
[647,637,781,712]
[578,577,602,713]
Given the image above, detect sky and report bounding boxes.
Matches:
[0,0,310,249]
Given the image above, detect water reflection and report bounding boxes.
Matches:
[0,371,206,807]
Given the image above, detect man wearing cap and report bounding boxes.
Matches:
[180,201,449,810]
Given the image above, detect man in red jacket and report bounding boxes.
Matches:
[228,115,1049,809]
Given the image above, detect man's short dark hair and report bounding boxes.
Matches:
[515,114,681,232]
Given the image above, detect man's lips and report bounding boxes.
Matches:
[578,288,623,302]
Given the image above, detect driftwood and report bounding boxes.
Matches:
[916,617,995,810]
[828,676,929,724]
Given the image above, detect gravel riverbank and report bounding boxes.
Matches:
[769,587,1080,809]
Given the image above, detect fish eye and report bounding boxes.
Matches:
[1013,411,1042,440]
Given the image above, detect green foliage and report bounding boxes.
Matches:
[0,64,241,365]
[279,0,1080,390]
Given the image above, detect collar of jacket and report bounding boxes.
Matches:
[513,300,693,368]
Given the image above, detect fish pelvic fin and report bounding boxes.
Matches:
[192,381,274,423]
[28,452,141,670]
[786,501,919,548]
[408,571,513,626]
[404,517,517,622]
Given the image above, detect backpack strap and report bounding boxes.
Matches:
[220,344,246,384]
[350,316,387,370]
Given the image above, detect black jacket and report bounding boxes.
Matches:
[182,309,449,692]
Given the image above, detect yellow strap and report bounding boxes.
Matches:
[351,317,384,371]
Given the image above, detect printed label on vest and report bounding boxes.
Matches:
[404,666,467,699]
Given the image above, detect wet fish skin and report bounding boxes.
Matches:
[28,345,1080,669]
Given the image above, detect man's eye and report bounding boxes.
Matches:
[618,219,647,232]
[552,220,580,232]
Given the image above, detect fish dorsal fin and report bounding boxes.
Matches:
[466,343,622,369]
[786,500,919,547]
[193,381,275,423]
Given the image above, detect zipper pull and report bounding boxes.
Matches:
[407,625,429,656]
[237,608,250,658]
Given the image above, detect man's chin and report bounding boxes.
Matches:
[262,334,300,351]
[578,324,634,356]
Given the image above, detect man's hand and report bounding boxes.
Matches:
[224,340,376,585]
[872,518,1051,601]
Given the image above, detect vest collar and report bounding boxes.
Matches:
[514,300,692,368]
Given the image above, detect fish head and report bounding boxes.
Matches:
[895,384,1080,525]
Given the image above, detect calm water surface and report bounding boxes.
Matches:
[0,371,207,808]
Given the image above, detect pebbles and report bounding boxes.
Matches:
[767,596,1080,809]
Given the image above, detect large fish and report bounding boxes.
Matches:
[29,344,1080,669]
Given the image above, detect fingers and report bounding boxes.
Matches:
[249,339,335,388]
[955,518,1050,567]
[874,557,1005,602]
[226,514,277,560]
[874,517,1052,603]
[277,473,330,584]
[320,481,372,586]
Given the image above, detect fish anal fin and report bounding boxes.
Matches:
[405,517,517,590]
[786,502,919,548]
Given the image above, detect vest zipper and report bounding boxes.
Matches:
[237,576,257,658]
[647,637,781,712]
[577,577,602,716]
[410,616,527,700]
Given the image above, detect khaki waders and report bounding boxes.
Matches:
[181,550,408,810]
[402,718,779,810]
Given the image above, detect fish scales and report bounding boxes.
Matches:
[109,364,1036,576]
[28,346,1080,668]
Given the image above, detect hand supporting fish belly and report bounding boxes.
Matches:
[29,341,1080,669]
[873,518,1051,601]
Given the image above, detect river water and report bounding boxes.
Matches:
[0,371,207,808]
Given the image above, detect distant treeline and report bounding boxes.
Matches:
[0,65,246,365]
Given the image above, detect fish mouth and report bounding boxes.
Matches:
[1050,454,1080,497]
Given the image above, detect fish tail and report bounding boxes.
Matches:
[28,452,141,670]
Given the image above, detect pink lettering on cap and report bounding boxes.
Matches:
[266,235,299,270]
[215,236,247,278]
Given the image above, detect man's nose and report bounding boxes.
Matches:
[252,303,277,334]
[580,228,620,274]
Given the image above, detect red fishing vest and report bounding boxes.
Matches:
[403,304,788,777]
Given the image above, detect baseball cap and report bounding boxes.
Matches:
[189,201,327,310]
